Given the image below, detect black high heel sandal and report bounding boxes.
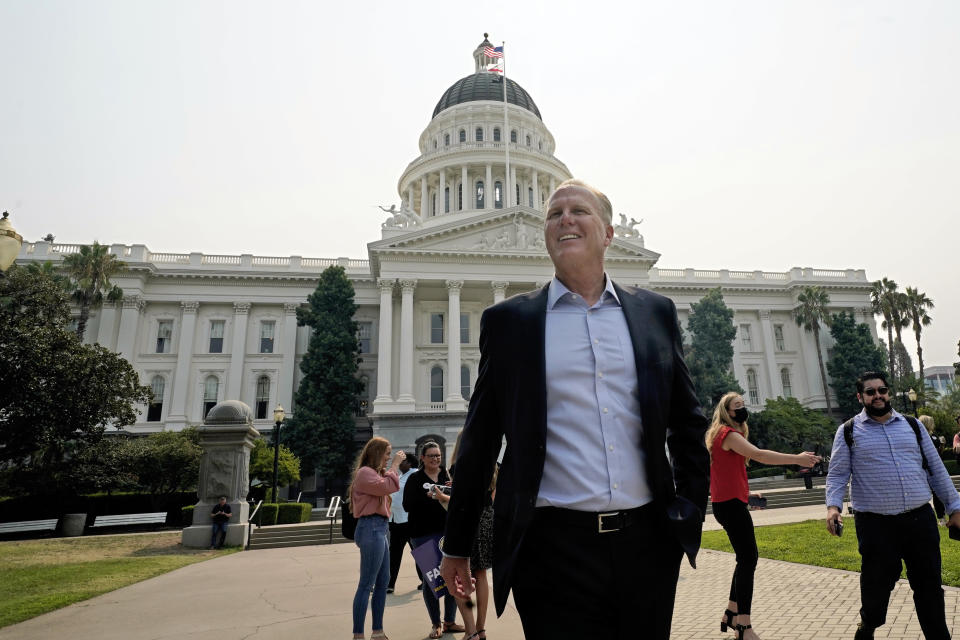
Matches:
[736,623,752,639]
[720,609,737,632]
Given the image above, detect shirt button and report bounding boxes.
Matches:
[613,483,619,489]
[598,372,604,378]
[609,445,614,451]
[602,408,608,414]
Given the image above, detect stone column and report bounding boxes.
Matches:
[278,303,299,414]
[438,170,446,214]
[407,185,414,212]
[226,302,250,400]
[96,301,119,349]
[492,281,509,305]
[461,166,468,211]
[532,170,540,210]
[420,175,429,218]
[397,279,417,407]
[510,166,517,207]
[116,295,144,361]
[374,279,395,409]
[485,164,493,210]
[181,401,260,548]
[549,176,556,195]
[445,280,465,411]
[167,301,199,430]
[758,310,781,397]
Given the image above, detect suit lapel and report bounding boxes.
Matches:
[614,282,651,421]
[518,286,549,446]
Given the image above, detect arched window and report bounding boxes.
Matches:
[528,186,534,207]
[526,134,531,146]
[780,368,793,398]
[444,133,450,146]
[433,139,438,149]
[493,127,501,142]
[494,181,503,208]
[746,369,759,405]
[444,187,450,214]
[510,129,517,143]
[459,129,466,143]
[461,365,471,401]
[475,127,483,142]
[516,183,520,206]
[476,181,485,208]
[430,366,444,403]
[203,375,219,418]
[147,375,165,422]
[538,140,542,150]
[431,192,436,217]
[255,376,270,420]
[457,183,463,210]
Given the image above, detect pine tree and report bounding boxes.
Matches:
[826,312,886,420]
[282,266,362,482]
[685,288,743,409]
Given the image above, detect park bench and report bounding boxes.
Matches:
[0,519,58,535]
[90,512,168,528]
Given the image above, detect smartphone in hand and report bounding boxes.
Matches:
[834,519,843,537]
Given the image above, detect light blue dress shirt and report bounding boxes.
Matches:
[536,275,653,511]
[390,468,415,523]
[825,408,960,516]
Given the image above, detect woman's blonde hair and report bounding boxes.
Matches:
[345,436,391,513]
[918,414,936,434]
[705,392,750,464]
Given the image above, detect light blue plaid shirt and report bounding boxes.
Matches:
[825,408,960,516]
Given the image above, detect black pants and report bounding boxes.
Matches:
[387,521,421,588]
[712,499,758,616]
[854,504,950,639]
[512,504,683,640]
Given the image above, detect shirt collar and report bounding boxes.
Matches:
[547,274,620,310]
[856,407,906,426]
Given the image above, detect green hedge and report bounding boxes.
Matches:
[251,503,279,526]
[277,503,311,524]
[944,459,959,476]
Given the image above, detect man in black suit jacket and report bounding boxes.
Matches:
[441,179,710,640]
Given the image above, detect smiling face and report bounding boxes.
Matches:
[857,377,892,416]
[544,185,614,275]
[421,445,442,473]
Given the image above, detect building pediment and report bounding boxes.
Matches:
[367,206,659,276]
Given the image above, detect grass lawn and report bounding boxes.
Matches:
[702,518,960,587]
[0,533,237,628]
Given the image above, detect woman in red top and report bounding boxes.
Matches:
[348,436,406,640]
[707,392,820,640]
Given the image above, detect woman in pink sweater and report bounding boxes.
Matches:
[348,436,406,640]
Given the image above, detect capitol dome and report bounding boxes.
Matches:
[433,73,541,120]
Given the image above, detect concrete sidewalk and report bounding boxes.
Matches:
[2,507,958,639]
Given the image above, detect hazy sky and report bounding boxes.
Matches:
[2,1,957,369]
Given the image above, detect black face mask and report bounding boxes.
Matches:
[732,407,749,424]
[864,399,891,417]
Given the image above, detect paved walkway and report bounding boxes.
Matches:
[2,507,958,639]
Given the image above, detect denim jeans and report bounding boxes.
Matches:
[410,534,457,626]
[210,521,228,548]
[353,515,390,635]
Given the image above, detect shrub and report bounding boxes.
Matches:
[277,502,311,524]
[251,503,278,526]
[181,505,195,527]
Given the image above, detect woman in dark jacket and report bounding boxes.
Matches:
[403,441,463,639]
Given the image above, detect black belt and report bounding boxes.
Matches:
[535,503,655,533]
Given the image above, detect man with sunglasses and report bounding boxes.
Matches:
[826,371,960,639]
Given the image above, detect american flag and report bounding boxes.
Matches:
[483,45,503,59]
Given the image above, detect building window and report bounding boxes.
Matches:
[147,375,164,422]
[461,365,470,400]
[260,321,275,353]
[255,376,270,420]
[510,129,517,143]
[357,321,372,353]
[739,324,753,351]
[526,134,531,146]
[774,324,785,351]
[475,127,483,142]
[457,183,462,210]
[444,187,450,213]
[528,186,534,207]
[475,181,485,208]
[356,375,369,416]
[444,133,450,146]
[430,366,444,402]
[494,181,503,208]
[538,140,542,150]
[746,369,759,405]
[460,313,469,344]
[493,127,500,142]
[781,368,793,398]
[156,320,172,353]
[516,183,520,206]
[203,375,219,418]
[431,192,436,217]
[459,129,466,142]
[67,316,79,334]
[209,320,224,353]
[433,139,437,149]
[430,313,444,344]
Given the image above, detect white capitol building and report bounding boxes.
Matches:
[16,37,875,490]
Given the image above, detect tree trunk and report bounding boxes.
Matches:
[813,326,833,418]
[886,325,895,383]
[915,326,925,383]
[76,302,90,342]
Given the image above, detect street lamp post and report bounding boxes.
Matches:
[271,405,285,503]
[0,211,24,274]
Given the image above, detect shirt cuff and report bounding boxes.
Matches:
[440,551,469,559]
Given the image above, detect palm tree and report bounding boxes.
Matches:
[63,242,126,341]
[904,287,933,383]
[794,285,834,417]
[870,278,901,382]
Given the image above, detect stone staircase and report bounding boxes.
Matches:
[247,518,348,550]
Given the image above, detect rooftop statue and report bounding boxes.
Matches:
[614,214,644,242]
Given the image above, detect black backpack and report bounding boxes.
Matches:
[340,498,357,540]
[842,415,932,477]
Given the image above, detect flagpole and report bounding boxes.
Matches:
[501,41,511,206]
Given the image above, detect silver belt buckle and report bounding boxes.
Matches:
[598,511,618,533]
